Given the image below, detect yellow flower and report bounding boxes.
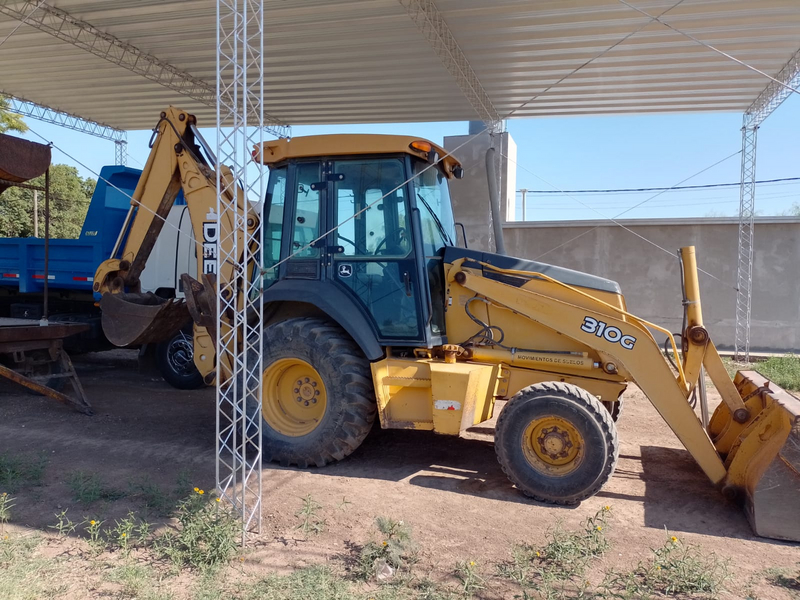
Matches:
[382,541,388,547]
[121,533,126,537]
[604,505,611,511]
[535,551,540,557]
[215,498,221,503]
[469,561,475,566]
[670,536,677,543]
[199,490,205,495]
[194,487,199,492]
[239,557,244,562]
[90,520,96,526]
[596,526,602,531]
[657,566,662,571]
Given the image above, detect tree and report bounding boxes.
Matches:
[0,164,96,238]
[0,96,27,134]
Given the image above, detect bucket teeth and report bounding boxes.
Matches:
[100,292,189,347]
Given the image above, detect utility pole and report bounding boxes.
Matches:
[519,188,528,221]
[33,189,39,237]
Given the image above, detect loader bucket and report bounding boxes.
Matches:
[100,292,189,347]
[0,132,52,194]
[711,371,800,542]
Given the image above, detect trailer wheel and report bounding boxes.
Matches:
[156,328,203,390]
[247,317,376,468]
[495,382,619,505]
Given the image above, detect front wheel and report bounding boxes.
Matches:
[247,317,376,468]
[495,382,619,505]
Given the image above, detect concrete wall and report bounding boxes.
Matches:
[444,132,516,251]
[500,218,800,352]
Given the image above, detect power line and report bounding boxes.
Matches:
[518,177,800,195]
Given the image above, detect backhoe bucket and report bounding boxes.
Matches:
[100,292,189,347]
[710,371,800,542]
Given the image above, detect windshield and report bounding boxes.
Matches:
[412,160,456,256]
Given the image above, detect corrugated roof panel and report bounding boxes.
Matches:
[0,0,797,130]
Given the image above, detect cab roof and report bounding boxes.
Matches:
[253,134,462,178]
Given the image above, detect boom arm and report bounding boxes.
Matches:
[94,106,259,383]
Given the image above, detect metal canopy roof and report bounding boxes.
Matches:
[1,0,799,131]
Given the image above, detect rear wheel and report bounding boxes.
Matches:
[248,317,376,468]
[156,328,203,390]
[495,382,619,505]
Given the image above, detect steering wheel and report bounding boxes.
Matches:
[373,228,407,257]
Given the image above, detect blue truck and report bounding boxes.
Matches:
[0,165,199,387]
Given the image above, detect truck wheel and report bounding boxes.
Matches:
[248,317,376,468]
[602,397,624,422]
[156,329,203,390]
[495,381,619,505]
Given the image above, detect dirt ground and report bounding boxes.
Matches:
[1,350,799,598]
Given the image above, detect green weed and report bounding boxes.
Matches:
[600,533,729,599]
[296,494,326,537]
[66,470,124,504]
[83,517,105,553]
[498,506,611,598]
[454,560,485,598]
[0,452,47,492]
[49,509,76,537]
[154,488,238,570]
[765,565,800,596]
[356,516,419,581]
[128,477,173,515]
[0,492,13,532]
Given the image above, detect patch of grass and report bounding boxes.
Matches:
[106,563,174,600]
[128,477,173,515]
[296,494,326,537]
[0,535,68,600]
[154,488,238,570]
[66,470,125,504]
[765,565,800,597]
[497,506,610,598]
[721,355,800,391]
[0,452,47,492]
[240,565,357,600]
[356,517,419,582]
[600,533,729,599]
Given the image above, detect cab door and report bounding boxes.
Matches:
[326,157,431,346]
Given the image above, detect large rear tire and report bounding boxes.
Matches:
[248,317,376,468]
[495,381,619,505]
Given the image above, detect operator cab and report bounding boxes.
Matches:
[255,134,462,351]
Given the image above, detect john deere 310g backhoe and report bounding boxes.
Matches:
[95,107,800,542]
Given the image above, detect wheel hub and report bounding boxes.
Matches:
[537,426,573,460]
[262,358,328,436]
[521,415,585,476]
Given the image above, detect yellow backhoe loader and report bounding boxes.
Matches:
[95,107,800,542]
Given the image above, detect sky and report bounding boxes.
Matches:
[16,92,800,222]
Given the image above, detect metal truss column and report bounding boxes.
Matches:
[114,139,128,166]
[734,123,757,362]
[734,46,800,361]
[215,0,264,542]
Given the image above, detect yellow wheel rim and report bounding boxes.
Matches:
[261,358,327,437]
[521,416,585,476]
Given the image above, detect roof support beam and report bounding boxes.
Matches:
[398,0,501,130]
[0,0,290,138]
[735,46,800,361]
[4,94,125,141]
